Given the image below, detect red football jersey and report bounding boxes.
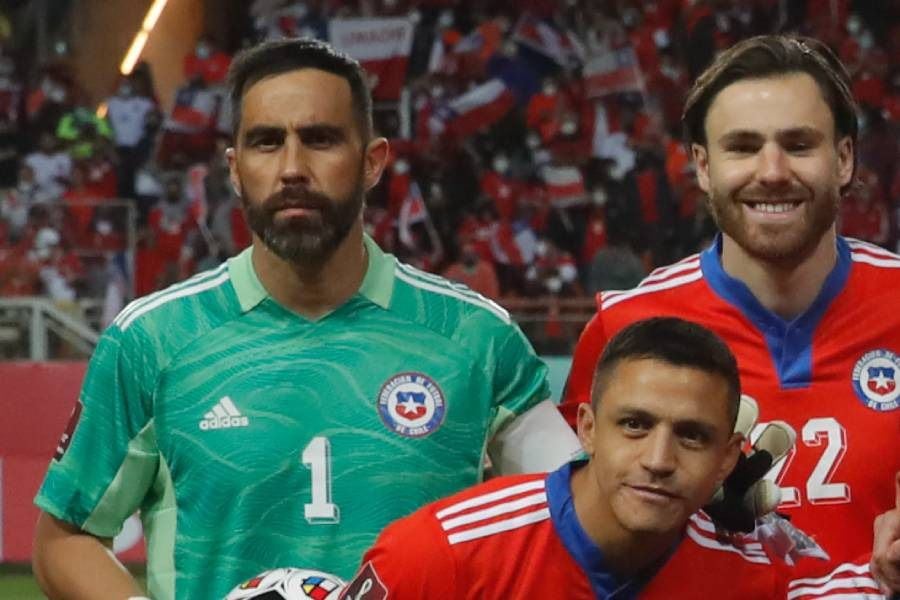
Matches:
[560,236,900,565]
[342,463,881,599]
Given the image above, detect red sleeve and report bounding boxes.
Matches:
[558,302,609,428]
[342,510,457,599]
[776,554,882,599]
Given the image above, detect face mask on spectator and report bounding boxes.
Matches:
[542,82,557,96]
[526,133,541,149]
[196,42,211,59]
[561,118,578,136]
[438,10,454,28]
[492,156,509,174]
[592,188,608,206]
[119,83,134,97]
[847,15,863,36]
[858,31,874,50]
[393,159,409,175]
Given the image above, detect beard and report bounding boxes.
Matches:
[241,170,365,267]
[707,183,839,265]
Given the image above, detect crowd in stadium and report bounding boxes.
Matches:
[0,0,898,323]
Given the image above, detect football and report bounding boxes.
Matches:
[225,567,346,600]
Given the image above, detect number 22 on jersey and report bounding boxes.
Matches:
[751,417,851,507]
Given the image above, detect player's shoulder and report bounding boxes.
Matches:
[416,472,550,546]
[597,253,709,316]
[108,261,238,342]
[390,257,514,330]
[845,237,900,279]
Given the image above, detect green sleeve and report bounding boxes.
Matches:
[488,322,551,438]
[34,324,160,538]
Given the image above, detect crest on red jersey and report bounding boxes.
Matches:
[852,350,900,412]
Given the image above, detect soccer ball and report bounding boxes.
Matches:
[225,567,345,600]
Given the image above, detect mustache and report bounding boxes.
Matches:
[263,186,332,212]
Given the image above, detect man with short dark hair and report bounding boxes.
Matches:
[560,34,900,590]
[32,38,580,600]
[343,318,883,599]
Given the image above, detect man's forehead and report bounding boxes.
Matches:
[239,69,355,129]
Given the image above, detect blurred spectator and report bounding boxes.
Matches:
[158,76,221,167]
[0,46,21,187]
[443,240,500,299]
[525,237,580,297]
[105,74,158,199]
[1,162,40,237]
[586,230,646,294]
[56,105,113,160]
[183,35,232,86]
[840,168,890,247]
[24,131,70,201]
[136,173,197,295]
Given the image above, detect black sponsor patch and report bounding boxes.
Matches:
[53,401,82,461]
[341,562,388,600]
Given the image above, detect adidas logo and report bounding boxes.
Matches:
[199,396,249,430]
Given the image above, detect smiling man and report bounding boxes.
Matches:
[559,35,900,590]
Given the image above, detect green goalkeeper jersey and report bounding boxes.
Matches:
[35,235,549,600]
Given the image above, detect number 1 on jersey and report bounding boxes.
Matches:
[302,436,340,524]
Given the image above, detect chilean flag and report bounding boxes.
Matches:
[541,165,587,207]
[429,79,516,139]
[329,18,415,101]
[512,14,584,67]
[584,45,645,98]
[398,181,428,249]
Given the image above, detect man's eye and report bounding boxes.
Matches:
[620,418,648,433]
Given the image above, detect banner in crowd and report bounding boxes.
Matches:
[541,164,587,207]
[584,46,645,98]
[329,18,415,102]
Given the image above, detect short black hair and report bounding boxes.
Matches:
[682,35,858,189]
[591,317,741,428]
[226,38,373,142]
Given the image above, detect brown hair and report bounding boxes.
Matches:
[682,35,858,180]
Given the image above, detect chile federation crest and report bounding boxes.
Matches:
[852,349,900,412]
[377,372,446,438]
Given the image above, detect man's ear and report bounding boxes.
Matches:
[692,143,711,195]
[225,147,241,198]
[363,137,390,191]
[576,403,597,457]
[836,135,854,189]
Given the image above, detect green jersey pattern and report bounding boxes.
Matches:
[35,235,549,600]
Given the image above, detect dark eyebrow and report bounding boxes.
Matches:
[242,125,284,145]
[673,419,719,440]
[717,130,764,148]
[297,123,347,141]
[776,127,825,144]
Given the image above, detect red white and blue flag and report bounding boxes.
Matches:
[329,18,415,101]
[398,180,428,248]
[429,79,516,139]
[512,14,584,67]
[584,45,645,98]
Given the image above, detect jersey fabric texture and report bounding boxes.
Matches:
[34,235,549,600]
[344,461,883,599]
[560,235,900,566]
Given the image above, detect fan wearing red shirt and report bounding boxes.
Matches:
[343,318,882,600]
[560,35,900,591]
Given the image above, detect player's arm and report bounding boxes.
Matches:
[487,399,582,474]
[483,322,581,474]
[32,325,158,599]
[33,512,146,600]
[871,471,900,594]
[341,510,456,599]
[558,308,608,428]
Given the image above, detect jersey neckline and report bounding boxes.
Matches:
[699,234,852,388]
